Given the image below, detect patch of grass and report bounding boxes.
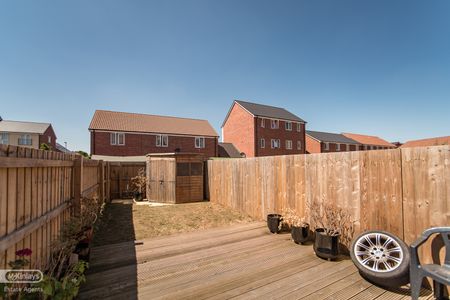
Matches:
[93,201,254,246]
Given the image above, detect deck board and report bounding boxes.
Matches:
[78,222,430,300]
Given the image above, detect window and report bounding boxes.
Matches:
[0,133,9,144]
[346,144,350,151]
[195,137,205,148]
[260,138,265,148]
[271,120,279,129]
[18,134,32,146]
[364,145,368,150]
[324,142,330,151]
[336,143,341,151]
[286,140,292,149]
[285,122,292,131]
[271,139,281,149]
[297,123,302,132]
[111,132,125,145]
[156,134,168,147]
[48,136,52,143]
[297,141,302,150]
[261,118,265,128]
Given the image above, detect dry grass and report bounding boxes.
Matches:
[93,201,254,246]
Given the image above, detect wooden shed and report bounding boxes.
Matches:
[146,153,206,203]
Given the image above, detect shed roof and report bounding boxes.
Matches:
[306,130,360,144]
[89,110,218,137]
[342,133,395,147]
[401,136,450,148]
[0,120,51,134]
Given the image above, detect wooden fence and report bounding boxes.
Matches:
[0,145,116,270]
[109,162,146,199]
[208,145,449,264]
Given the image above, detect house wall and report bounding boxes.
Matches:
[222,103,255,157]
[91,131,218,157]
[39,126,57,150]
[255,117,305,156]
[0,132,40,149]
[305,135,321,154]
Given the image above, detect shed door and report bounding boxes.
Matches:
[147,158,176,203]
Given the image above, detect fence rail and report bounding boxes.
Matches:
[208,145,449,265]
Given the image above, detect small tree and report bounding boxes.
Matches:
[130,168,147,198]
[40,143,52,151]
[76,151,91,159]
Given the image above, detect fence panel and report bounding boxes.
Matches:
[208,146,449,264]
[402,145,449,268]
[0,145,75,270]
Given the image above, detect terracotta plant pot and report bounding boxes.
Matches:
[267,214,282,234]
[313,228,340,260]
[291,224,310,244]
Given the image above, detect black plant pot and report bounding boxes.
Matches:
[74,241,91,262]
[134,192,143,201]
[267,214,282,234]
[291,225,310,244]
[313,228,340,260]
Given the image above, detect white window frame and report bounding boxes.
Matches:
[285,122,292,131]
[286,140,292,149]
[271,119,279,129]
[260,138,265,149]
[195,137,205,149]
[18,134,32,146]
[48,136,52,144]
[297,123,302,132]
[336,143,341,151]
[111,132,125,146]
[0,132,9,144]
[156,135,169,147]
[297,141,302,150]
[271,139,280,149]
[324,142,329,151]
[261,118,265,128]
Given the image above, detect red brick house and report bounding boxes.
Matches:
[222,100,306,157]
[342,133,396,150]
[306,130,361,153]
[89,110,219,157]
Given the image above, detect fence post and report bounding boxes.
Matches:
[99,160,105,203]
[73,156,83,216]
[106,162,111,202]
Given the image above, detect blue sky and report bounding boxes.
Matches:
[1,0,449,152]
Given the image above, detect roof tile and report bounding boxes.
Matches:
[89,110,218,137]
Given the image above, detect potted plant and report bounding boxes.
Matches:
[307,201,354,260]
[267,213,282,233]
[281,208,310,244]
[130,168,147,201]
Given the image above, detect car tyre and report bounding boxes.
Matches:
[350,230,410,287]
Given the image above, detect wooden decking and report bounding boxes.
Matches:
[78,222,432,300]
